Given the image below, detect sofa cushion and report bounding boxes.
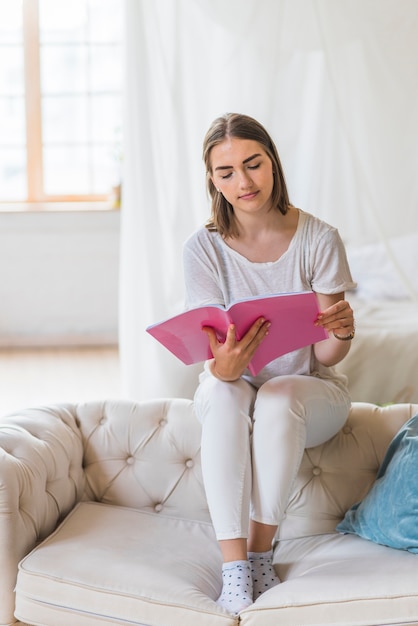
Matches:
[240,533,418,626]
[337,413,418,552]
[16,502,418,626]
[15,501,235,626]
[16,504,418,626]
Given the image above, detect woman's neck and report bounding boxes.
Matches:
[224,207,299,263]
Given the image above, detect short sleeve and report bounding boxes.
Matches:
[310,228,357,295]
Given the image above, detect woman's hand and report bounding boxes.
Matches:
[315,297,355,338]
[314,293,355,366]
[203,317,271,381]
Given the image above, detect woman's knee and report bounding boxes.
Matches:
[254,376,306,420]
[253,375,349,447]
[194,375,256,425]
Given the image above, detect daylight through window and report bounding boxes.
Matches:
[0,0,123,208]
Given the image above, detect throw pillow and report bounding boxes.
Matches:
[336,413,418,553]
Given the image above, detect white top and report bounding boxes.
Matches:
[183,209,356,389]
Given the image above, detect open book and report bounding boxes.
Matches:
[146,291,328,376]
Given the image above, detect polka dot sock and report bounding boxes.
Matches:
[216,559,253,614]
[248,550,281,599]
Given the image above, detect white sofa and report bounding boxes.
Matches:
[1,398,418,626]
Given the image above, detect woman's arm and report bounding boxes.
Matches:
[313,292,355,366]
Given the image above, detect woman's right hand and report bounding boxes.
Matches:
[203,317,271,381]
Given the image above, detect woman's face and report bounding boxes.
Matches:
[210,137,274,218]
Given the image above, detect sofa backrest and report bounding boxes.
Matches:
[75,399,418,540]
[77,398,211,522]
[279,401,418,540]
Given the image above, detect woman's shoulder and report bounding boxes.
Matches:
[298,209,337,234]
[183,225,221,252]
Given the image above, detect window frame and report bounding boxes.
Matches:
[0,0,121,212]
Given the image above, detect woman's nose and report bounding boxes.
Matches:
[238,170,253,188]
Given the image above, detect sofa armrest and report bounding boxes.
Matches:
[0,405,85,626]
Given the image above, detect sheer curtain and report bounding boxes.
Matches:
[120,0,418,401]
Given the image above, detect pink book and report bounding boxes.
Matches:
[146,291,328,376]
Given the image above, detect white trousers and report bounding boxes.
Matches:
[194,374,351,540]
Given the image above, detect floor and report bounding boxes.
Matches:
[0,346,121,415]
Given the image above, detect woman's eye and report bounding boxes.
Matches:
[247,163,260,170]
[220,172,232,179]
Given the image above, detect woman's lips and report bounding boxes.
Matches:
[239,191,258,200]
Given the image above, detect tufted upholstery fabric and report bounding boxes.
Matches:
[1,399,418,626]
[279,401,418,541]
[0,405,84,624]
[77,399,209,521]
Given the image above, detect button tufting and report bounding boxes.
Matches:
[126,455,134,465]
[185,459,194,468]
[312,467,321,476]
[99,417,106,425]
[159,419,167,427]
[154,503,163,513]
[343,425,352,434]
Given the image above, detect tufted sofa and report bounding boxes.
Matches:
[1,399,418,626]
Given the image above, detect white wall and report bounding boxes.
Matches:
[0,210,119,346]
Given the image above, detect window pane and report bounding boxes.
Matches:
[41,44,88,94]
[0,45,24,95]
[90,94,122,142]
[42,95,88,143]
[90,44,123,92]
[0,97,26,144]
[92,144,121,193]
[44,145,92,194]
[0,0,23,44]
[0,147,26,200]
[88,0,124,42]
[39,0,87,43]
[44,143,121,196]
[0,3,25,201]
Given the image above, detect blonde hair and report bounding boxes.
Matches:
[203,113,290,237]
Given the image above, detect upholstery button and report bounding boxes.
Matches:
[185,459,194,468]
[99,417,106,425]
[126,455,134,465]
[154,503,163,512]
[343,425,352,434]
[312,467,321,476]
[159,419,167,427]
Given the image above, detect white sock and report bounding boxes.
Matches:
[248,550,280,599]
[216,560,253,614]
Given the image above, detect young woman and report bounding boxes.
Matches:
[183,113,356,614]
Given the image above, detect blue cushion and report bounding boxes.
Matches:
[336,413,418,553]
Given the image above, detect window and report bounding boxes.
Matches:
[0,0,123,209]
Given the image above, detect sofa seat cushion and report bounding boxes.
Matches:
[16,502,418,626]
[15,501,236,626]
[240,533,418,626]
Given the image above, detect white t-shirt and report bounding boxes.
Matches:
[183,209,356,389]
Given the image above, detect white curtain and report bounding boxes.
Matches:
[119,0,418,401]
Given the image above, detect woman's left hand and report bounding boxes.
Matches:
[315,297,354,338]
[313,293,354,366]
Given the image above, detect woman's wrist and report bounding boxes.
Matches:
[332,328,355,341]
[210,360,240,382]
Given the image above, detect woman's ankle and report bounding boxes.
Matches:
[216,560,253,614]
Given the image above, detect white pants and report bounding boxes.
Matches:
[194,374,351,540]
